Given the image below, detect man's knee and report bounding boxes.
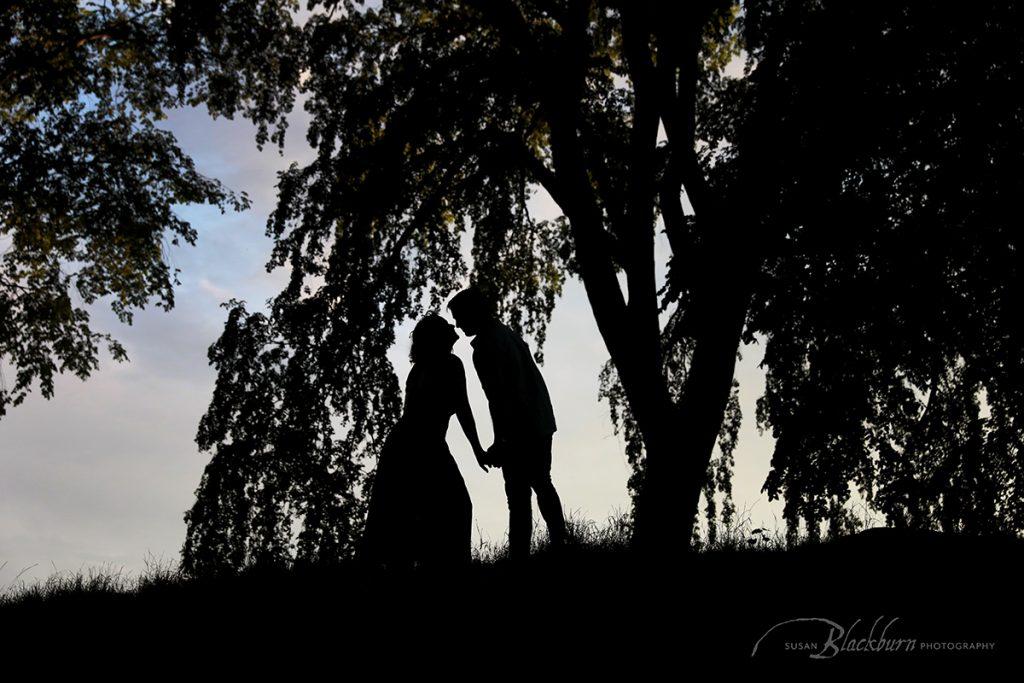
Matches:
[528,455,556,493]
[506,485,531,512]
[528,465,555,491]
[503,473,530,507]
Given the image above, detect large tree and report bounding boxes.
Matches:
[7,2,1018,567]
[183,1,1024,568]
[183,0,768,566]
[601,0,1024,544]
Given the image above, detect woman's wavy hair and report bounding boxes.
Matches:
[409,313,458,364]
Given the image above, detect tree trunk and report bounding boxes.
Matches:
[630,264,753,554]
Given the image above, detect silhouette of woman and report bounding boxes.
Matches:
[362,314,488,567]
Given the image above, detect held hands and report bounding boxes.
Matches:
[483,441,509,470]
[474,441,510,472]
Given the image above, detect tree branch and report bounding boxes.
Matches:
[653,3,714,247]
[487,130,568,208]
[620,2,661,234]
[469,0,630,356]
[378,163,466,273]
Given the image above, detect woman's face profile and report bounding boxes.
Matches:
[443,319,459,344]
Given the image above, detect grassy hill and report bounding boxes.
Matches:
[2,524,1021,665]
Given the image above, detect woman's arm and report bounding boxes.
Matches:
[451,356,489,472]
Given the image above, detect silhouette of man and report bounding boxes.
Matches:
[447,286,566,561]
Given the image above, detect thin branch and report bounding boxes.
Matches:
[377,163,465,273]
[488,129,566,207]
[470,0,630,354]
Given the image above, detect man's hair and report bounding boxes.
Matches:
[447,286,494,319]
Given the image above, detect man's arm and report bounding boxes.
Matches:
[472,343,510,444]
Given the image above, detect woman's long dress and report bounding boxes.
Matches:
[363,354,473,566]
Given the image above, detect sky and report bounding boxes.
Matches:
[0,97,789,586]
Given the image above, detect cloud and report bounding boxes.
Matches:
[197,277,234,303]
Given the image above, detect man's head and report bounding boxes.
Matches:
[447,286,494,337]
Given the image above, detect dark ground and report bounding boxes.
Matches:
[1,528,1020,669]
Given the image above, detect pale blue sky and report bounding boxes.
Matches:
[0,98,787,584]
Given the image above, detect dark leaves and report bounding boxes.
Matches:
[1,1,252,416]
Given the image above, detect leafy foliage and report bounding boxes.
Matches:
[10,0,1024,567]
[182,301,365,573]
[0,0,304,416]
[745,1,1024,540]
[183,1,579,569]
[185,1,1024,562]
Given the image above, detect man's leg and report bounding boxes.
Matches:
[502,459,533,561]
[529,435,566,548]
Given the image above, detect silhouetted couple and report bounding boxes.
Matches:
[362,287,566,567]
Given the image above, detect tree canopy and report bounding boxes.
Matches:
[186,0,1024,568]
[0,0,305,417]
[4,2,1022,570]
[746,1,1024,539]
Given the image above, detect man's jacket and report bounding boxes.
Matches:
[471,319,556,443]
